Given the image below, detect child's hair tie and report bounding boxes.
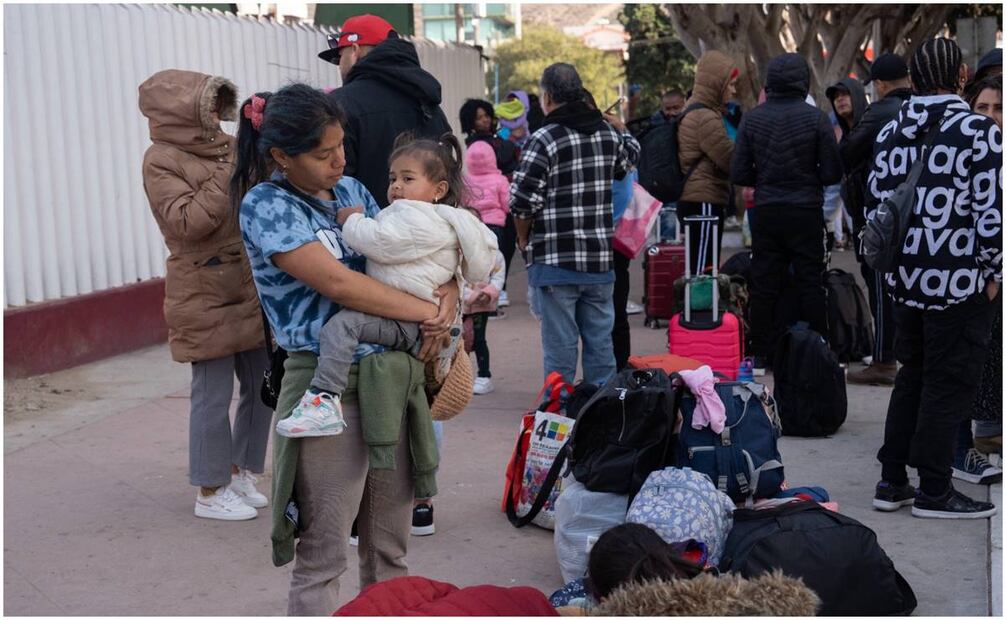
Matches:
[243,94,267,131]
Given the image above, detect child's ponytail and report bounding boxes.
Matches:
[437,132,468,207]
[230,91,273,211]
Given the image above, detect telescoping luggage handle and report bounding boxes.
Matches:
[682,214,720,323]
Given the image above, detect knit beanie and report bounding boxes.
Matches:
[910,38,963,95]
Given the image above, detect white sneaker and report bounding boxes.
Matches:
[230,469,268,508]
[626,300,644,315]
[195,486,258,521]
[276,391,346,438]
[473,377,495,395]
[498,290,510,307]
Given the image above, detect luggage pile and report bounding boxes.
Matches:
[500,367,916,614]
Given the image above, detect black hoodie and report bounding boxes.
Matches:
[868,94,1002,310]
[328,37,452,207]
[730,53,843,209]
[827,77,869,226]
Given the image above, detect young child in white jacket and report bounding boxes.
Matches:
[277,134,498,438]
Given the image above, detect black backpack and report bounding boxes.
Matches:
[773,323,847,437]
[862,128,937,273]
[565,368,678,499]
[719,501,918,616]
[637,104,706,203]
[824,269,875,363]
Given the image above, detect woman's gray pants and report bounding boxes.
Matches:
[189,347,272,488]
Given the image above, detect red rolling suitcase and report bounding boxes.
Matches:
[667,215,743,380]
[642,209,685,328]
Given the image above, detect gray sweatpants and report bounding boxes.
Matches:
[189,347,273,487]
[312,309,421,395]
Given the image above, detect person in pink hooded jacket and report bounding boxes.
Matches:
[464,140,511,231]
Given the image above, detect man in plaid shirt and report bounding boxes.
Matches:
[510,63,641,385]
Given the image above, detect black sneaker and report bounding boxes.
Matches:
[411,502,435,536]
[912,487,997,520]
[349,518,359,547]
[873,480,916,511]
[752,356,771,377]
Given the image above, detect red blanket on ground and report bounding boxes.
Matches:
[333,575,559,616]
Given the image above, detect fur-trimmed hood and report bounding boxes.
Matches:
[138,69,236,158]
[593,571,820,616]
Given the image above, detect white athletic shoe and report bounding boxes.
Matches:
[276,391,346,438]
[230,469,268,508]
[473,377,495,395]
[626,300,644,315]
[195,486,258,521]
[498,291,510,307]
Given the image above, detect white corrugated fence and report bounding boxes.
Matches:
[3,4,485,308]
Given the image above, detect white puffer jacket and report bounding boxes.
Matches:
[343,199,499,303]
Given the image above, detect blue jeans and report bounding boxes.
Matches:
[536,283,616,386]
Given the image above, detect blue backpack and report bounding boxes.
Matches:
[675,381,783,503]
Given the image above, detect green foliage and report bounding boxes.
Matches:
[619,4,695,119]
[492,26,625,109]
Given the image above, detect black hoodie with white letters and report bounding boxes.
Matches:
[867,94,1002,309]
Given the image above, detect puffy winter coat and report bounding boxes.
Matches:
[590,571,819,616]
[342,200,499,303]
[838,87,912,227]
[329,37,453,208]
[678,50,737,205]
[138,69,263,363]
[730,54,843,209]
[464,141,511,227]
[334,575,558,616]
[868,94,1003,310]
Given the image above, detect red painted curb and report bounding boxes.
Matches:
[4,280,168,379]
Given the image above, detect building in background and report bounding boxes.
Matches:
[413,4,521,47]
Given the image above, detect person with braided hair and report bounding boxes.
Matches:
[870,38,1002,519]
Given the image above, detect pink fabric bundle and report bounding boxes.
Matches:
[678,366,726,434]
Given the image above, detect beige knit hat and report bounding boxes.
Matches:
[428,347,474,421]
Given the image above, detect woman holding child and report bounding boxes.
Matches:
[230,84,466,615]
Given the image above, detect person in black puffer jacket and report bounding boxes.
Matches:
[730,53,843,369]
[870,38,1002,520]
[831,53,913,386]
[322,16,452,208]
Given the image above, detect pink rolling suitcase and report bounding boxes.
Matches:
[667,215,743,380]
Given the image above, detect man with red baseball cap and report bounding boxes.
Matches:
[321,14,452,207]
[318,14,397,82]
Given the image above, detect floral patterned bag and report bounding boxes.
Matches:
[627,467,735,566]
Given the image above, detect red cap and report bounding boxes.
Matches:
[318,15,395,64]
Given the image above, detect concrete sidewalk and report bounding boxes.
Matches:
[4,237,1000,615]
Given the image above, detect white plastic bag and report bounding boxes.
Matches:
[553,477,630,583]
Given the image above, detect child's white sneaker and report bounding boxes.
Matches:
[195,486,258,521]
[230,469,268,508]
[473,377,494,395]
[276,391,346,438]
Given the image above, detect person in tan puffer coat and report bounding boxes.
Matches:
[139,69,271,522]
[676,50,739,276]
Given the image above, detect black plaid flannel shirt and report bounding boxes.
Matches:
[509,122,641,274]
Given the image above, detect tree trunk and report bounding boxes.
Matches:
[665,3,956,111]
